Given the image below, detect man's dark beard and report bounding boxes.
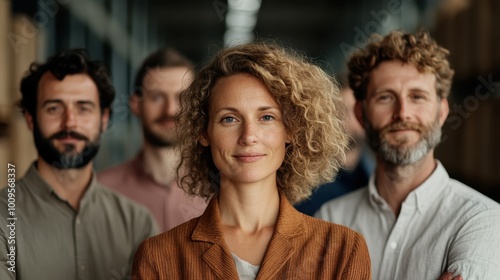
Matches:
[33,121,101,169]
[142,115,178,147]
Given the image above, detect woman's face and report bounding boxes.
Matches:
[200,73,290,187]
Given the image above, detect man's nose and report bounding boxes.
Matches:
[393,99,411,121]
[62,107,77,129]
[164,97,178,116]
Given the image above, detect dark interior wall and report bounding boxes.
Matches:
[432,0,500,200]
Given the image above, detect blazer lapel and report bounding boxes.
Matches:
[192,196,239,279]
[202,244,239,279]
[256,233,295,279]
[256,190,305,279]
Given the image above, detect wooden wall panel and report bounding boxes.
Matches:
[7,14,38,178]
[0,0,12,186]
[433,0,500,200]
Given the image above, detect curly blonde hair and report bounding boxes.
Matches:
[177,42,349,204]
[348,30,454,100]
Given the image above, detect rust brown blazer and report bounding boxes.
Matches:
[132,191,371,279]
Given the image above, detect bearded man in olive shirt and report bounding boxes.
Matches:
[0,49,158,280]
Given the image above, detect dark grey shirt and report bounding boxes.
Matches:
[0,163,158,280]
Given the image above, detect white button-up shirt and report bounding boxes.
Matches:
[316,161,500,280]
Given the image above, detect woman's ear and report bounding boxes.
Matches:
[199,133,210,147]
[285,132,292,144]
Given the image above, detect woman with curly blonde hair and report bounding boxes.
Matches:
[132,42,371,279]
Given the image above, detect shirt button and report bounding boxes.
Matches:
[76,218,81,225]
[81,265,85,271]
[390,241,397,249]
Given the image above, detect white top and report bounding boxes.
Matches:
[316,161,500,280]
[231,253,260,280]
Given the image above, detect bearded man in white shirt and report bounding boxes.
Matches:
[316,30,500,280]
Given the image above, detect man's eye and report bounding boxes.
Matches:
[47,106,61,113]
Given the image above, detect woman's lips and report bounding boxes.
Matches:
[233,154,265,163]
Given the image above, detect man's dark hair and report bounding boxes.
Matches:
[19,49,115,118]
[133,48,194,96]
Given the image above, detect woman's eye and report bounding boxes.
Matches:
[262,115,275,121]
[221,116,235,123]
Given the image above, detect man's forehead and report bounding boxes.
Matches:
[369,61,436,86]
[37,72,99,103]
[145,66,192,78]
[142,67,193,92]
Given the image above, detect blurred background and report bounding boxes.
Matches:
[0,0,499,201]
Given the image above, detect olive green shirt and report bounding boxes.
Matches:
[0,163,158,280]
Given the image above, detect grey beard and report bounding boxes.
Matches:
[366,118,442,166]
[378,126,441,165]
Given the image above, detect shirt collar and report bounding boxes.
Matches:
[368,176,387,210]
[79,171,99,209]
[368,160,450,213]
[23,162,53,198]
[409,160,449,212]
[23,161,100,208]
